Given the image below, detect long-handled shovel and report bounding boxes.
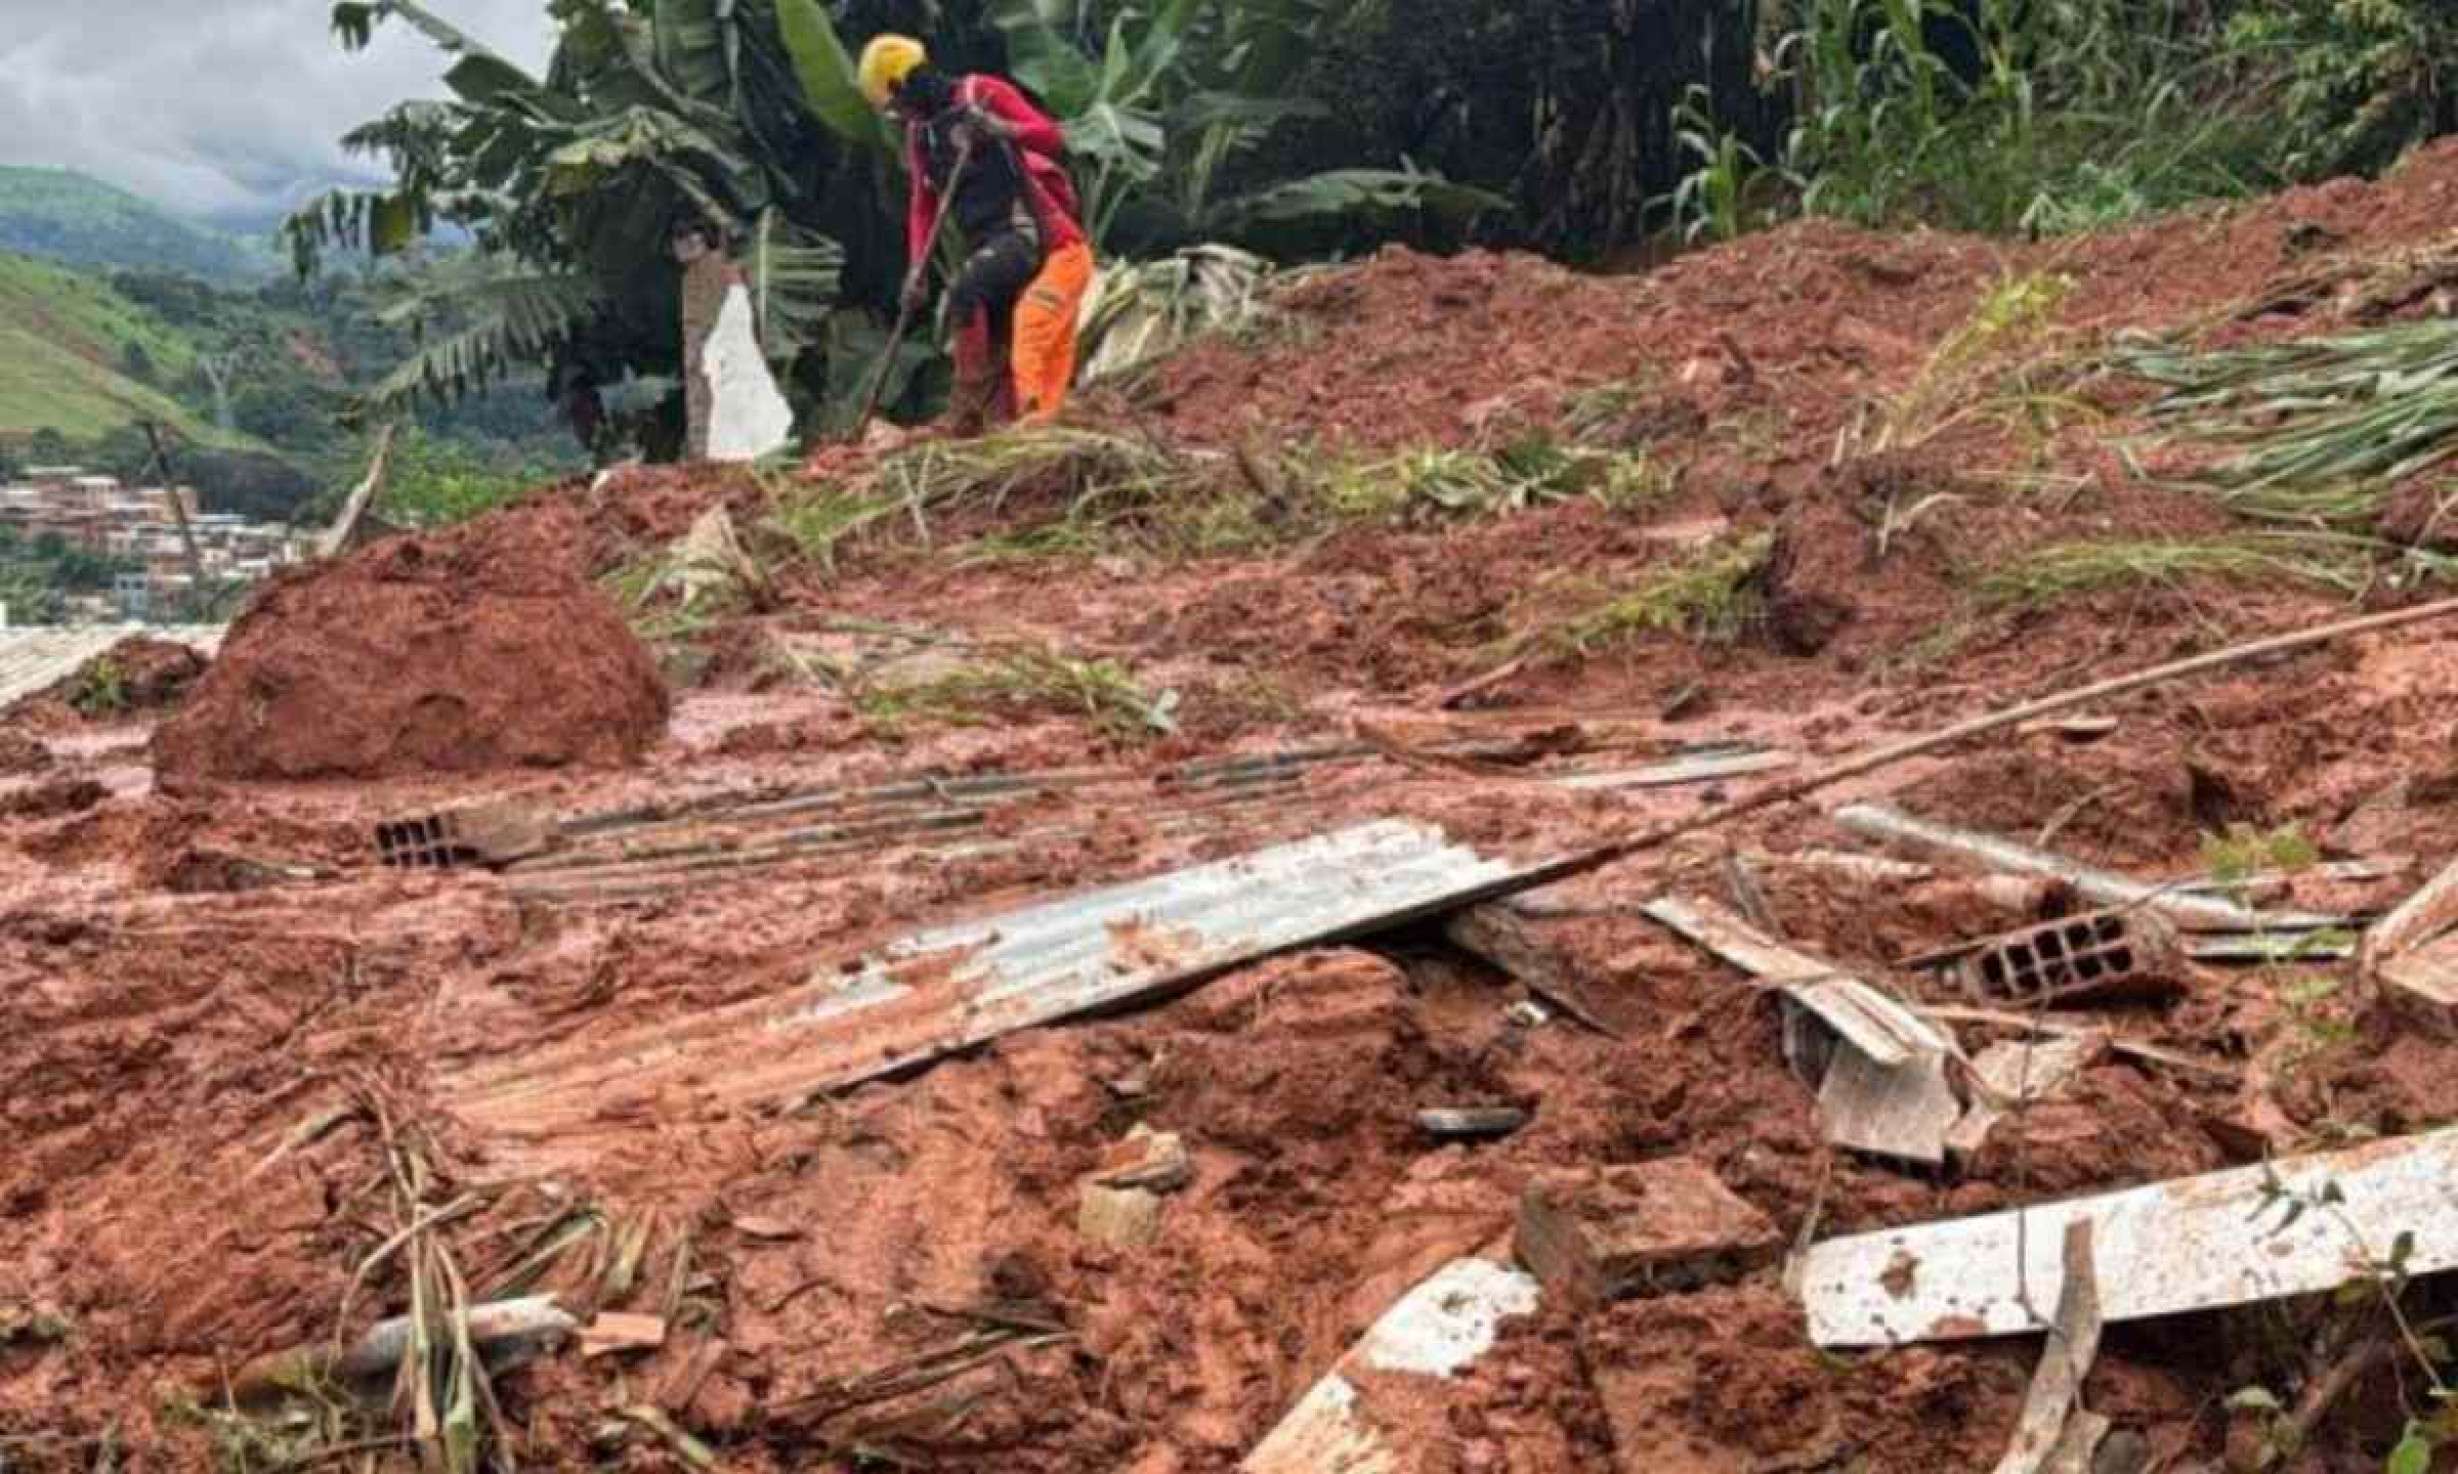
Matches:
[843,137,975,440]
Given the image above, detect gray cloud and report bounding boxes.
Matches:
[0,0,558,225]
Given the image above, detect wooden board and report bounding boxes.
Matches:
[1514,1159,1780,1301]
[1444,902,1624,1037]
[1798,1126,2458,1347]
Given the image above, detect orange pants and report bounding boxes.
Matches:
[1010,240,1094,424]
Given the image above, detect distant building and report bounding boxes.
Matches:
[0,470,300,624]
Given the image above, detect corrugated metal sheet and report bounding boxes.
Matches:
[503,747,1794,906]
[0,624,225,707]
[452,820,1560,1133]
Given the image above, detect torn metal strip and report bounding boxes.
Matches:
[1991,1222,2103,1474]
[1641,895,1950,1067]
[1799,1125,2458,1347]
[1644,894,1958,1165]
[1241,1258,1540,1473]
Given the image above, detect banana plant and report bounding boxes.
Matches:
[294,0,858,421]
[1009,0,1500,254]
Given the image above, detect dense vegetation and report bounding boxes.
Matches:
[10,0,2456,553]
[282,0,2458,456]
[0,239,576,530]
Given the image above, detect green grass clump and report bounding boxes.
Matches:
[870,427,1190,527]
[2122,322,2458,514]
[1545,531,1774,656]
[600,552,726,643]
[2201,822,2319,884]
[1975,536,2368,605]
[67,655,128,717]
[1323,434,1671,524]
[1881,271,2076,451]
[862,644,1179,744]
[762,481,896,576]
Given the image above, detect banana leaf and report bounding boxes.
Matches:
[776,0,893,152]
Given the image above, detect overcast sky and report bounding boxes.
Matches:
[0,0,560,226]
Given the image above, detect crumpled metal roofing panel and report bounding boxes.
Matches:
[452,819,1559,1134]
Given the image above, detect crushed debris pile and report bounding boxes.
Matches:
[20,141,2458,1473]
[150,514,669,783]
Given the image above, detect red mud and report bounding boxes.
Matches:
[150,512,670,783]
[17,142,2458,1473]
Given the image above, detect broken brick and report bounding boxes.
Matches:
[1514,1158,1780,1303]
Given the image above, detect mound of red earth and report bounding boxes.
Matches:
[70,636,208,712]
[151,516,668,783]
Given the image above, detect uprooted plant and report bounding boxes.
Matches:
[68,655,130,718]
[856,641,1181,745]
[1474,531,1774,674]
[1976,532,2456,607]
[1321,435,1649,524]
[2121,322,2458,521]
[193,1086,664,1474]
[773,424,1684,577]
[1870,270,2083,454]
[2228,1171,2458,1471]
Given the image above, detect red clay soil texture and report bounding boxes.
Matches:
[60,637,208,713]
[17,141,2458,1474]
[150,511,669,783]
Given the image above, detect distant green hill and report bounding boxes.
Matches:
[0,168,275,285]
[0,252,240,444]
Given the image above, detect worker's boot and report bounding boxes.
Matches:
[944,314,998,438]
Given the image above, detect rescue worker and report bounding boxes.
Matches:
[856,34,1095,432]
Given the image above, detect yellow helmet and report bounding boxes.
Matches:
[857,34,928,109]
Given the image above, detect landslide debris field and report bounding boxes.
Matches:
[14,150,2458,1474]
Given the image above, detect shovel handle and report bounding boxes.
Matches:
[843,138,978,441]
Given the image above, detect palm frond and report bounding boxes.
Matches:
[1204,166,1508,233]
[747,209,846,363]
[774,0,893,151]
[368,273,602,411]
[2121,320,2458,502]
[1078,244,1274,383]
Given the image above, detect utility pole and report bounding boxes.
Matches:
[139,421,209,620]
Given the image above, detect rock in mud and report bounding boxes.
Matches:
[1079,1183,1164,1248]
[152,529,668,782]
